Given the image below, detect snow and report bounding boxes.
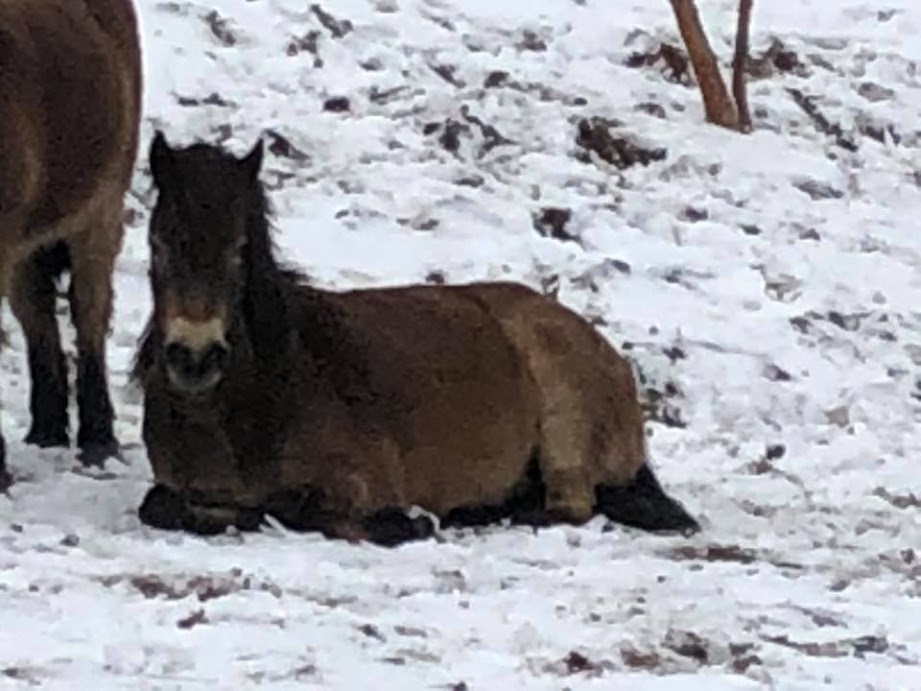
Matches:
[2,0,921,687]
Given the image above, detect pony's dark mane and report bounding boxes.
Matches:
[132,140,375,408]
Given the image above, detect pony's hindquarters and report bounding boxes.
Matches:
[466,283,645,522]
[467,282,699,534]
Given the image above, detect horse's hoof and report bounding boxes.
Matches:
[77,439,122,467]
[410,515,436,540]
[182,511,231,536]
[234,506,264,532]
[138,485,185,530]
[363,508,436,547]
[24,427,69,449]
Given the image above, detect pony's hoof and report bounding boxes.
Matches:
[234,506,264,532]
[77,438,122,467]
[363,508,436,547]
[24,427,69,449]
[138,484,185,530]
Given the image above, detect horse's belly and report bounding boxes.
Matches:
[390,361,539,515]
[2,3,134,229]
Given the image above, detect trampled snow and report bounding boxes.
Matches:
[1,0,921,688]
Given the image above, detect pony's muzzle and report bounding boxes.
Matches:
[164,339,230,393]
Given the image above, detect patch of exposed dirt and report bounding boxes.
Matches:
[576,117,666,169]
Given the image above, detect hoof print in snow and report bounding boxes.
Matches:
[176,92,234,108]
[787,88,859,152]
[620,645,662,670]
[729,643,763,673]
[557,650,612,676]
[177,608,207,629]
[539,273,560,299]
[798,227,821,241]
[625,42,691,85]
[663,629,709,665]
[423,118,465,153]
[793,178,843,201]
[857,81,896,103]
[873,487,921,510]
[766,443,786,460]
[484,70,510,88]
[430,63,464,87]
[760,633,890,659]
[323,96,351,113]
[662,345,686,363]
[681,206,708,222]
[570,259,632,293]
[203,10,236,47]
[358,623,387,641]
[311,5,353,39]
[1,667,42,686]
[287,31,323,68]
[764,363,793,382]
[635,101,667,119]
[747,38,808,80]
[634,359,687,429]
[425,111,512,158]
[424,270,446,285]
[575,117,666,169]
[516,29,548,53]
[265,129,310,163]
[533,207,576,243]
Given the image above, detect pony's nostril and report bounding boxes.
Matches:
[201,342,230,373]
[164,340,228,388]
[164,342,193,372]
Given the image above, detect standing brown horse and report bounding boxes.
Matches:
[135,133,700,545]
[0,0,142,486]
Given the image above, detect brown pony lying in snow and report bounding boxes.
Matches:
[134,132,700,545]
[0,0,142,487]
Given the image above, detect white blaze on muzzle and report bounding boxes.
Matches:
[164,316,228,352]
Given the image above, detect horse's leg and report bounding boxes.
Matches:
[67,207,123,465]
[359,507,435,546]
[534,421,596,527]
[138,484,263,535]
[137,483,185,530]
[0,242,15,490]
[594,464,701,536]
[262,488,434,546]
[9,244,70,449]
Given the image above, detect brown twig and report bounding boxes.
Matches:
[732,0,754,132]
[668,0,738,129]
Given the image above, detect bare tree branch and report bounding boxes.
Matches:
[668,0,738,129]
[732,0,754,132]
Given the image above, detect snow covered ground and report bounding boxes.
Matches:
[2,0,921,687]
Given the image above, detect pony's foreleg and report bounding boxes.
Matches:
[262,488,435,546]
[138,483,262,534]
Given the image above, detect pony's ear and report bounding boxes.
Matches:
[149,130,173,188]
[239,137,264,182]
